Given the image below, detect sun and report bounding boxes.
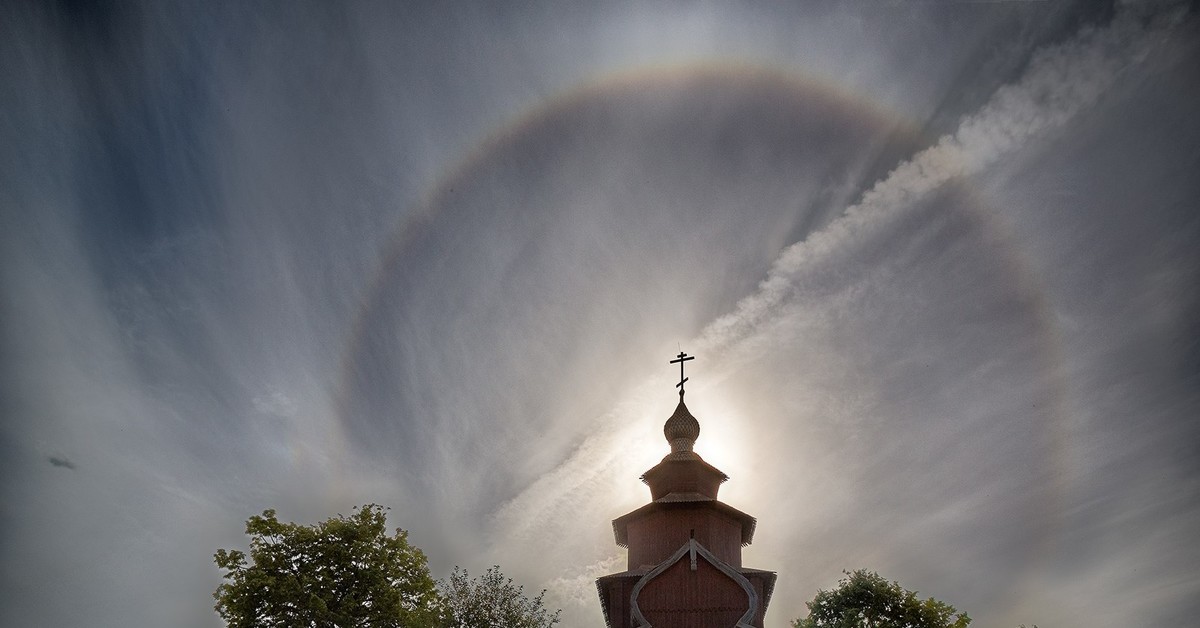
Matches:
[687,393,747,478]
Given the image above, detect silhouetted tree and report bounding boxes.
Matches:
[213,505,441,627]
[214,505,561,628]
[793,569,971,628]
[439,565,560,628]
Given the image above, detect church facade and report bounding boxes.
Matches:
[596,353,775,628]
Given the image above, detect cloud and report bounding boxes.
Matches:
[698,2,1186,356]
[545,554,625,610]
[252,391,298,418]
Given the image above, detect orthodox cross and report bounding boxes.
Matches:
[670,351,695,396]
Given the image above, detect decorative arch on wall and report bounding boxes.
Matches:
[629,537,759,628]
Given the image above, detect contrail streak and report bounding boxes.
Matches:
[697,3,1184,355]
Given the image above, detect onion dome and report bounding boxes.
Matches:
[663,398,700,454]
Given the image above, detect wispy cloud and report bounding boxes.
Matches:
[698,3,1183,356]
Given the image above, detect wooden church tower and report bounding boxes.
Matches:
[597,353,776,628]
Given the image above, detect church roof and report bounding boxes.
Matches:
[640,455,729,491]
[611,497,758,547]
[640,396,730,500]
[649,491,714,503]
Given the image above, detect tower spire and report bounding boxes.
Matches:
[597,353,775,627]
[664,351,700,456]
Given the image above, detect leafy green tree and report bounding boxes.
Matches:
[438,565,561,628]
[793,569,971,628]
[213,504,441,628]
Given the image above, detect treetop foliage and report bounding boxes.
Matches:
[792,569,971,628]
[439,565,560,628]
[214,504,441,627]
[213,504,559,628]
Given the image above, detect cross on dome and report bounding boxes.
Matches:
[664,351,701,456]
[670,351,694,397]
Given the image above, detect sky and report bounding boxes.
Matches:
[2,1,1198,627]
